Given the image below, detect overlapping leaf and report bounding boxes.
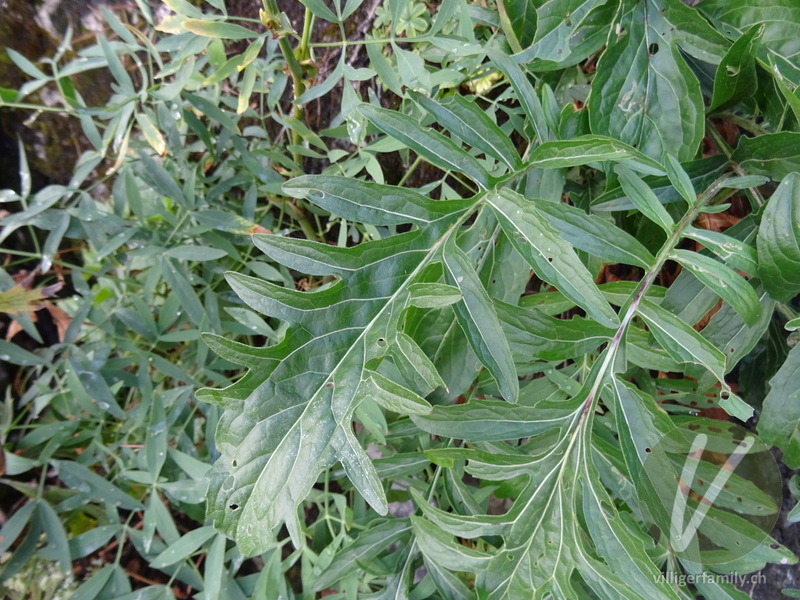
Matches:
[414,381,680,600]
[701,0,800,84]
[588,0,710,161]
[757,172,800,302]
[195,47,797,592]
[201,183,473,554]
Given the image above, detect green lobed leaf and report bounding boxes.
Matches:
[359,103,492,188]
[756,173,800,302]
[488,49,549,142]
[411,399,574,441]
[412,379,680,599]
[533,200,655,268]
[409,90,522,169]
[283,175,471,226]
[528,136,666,175]
[708,24,761,112]
[588,0,704,161]
[615,164,675,233]
[205,176,523,554]
[182,19,258,39]
[497,0,537,52]
[759,343,800,468]
[637,299,726,382]
[732,133,800,181]
[442,238,519,403]
[486,188,619,328]
[669,249,761,326]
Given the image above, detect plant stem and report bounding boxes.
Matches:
[706,120,765,209]
[717,111,769,137]
[263,0,307,155]
[261,1,320,240]
[290,201,322,241]
[397,156,422,187]
[298,8,313,63]
[0,100,79,116]
[581,174,734,420]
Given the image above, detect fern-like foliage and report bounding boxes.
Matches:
[200,64,795,596]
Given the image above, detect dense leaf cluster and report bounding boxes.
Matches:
[2,0,800,598]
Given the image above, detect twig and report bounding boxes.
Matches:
[346,0,383,68]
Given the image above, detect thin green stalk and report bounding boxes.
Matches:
[290,200,322,241]
[580,174,734,420]
[706,120,765,209]
[263,0,308,131]
[269,195,320,240]
[261,1,320,240]
[0,101,79,116]
[717,111,769,137]
[397,156,422,187]
[298,8,313,64]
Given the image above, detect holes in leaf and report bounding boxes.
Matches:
[720,389,731,401]
[709,426,722,434]
[229,504,239,511]
[377,338,387,348]
[325,381,335,388]
[688,423,701,431]
[648,43,659,56]
[546,257,553,263]
[232,460,238,468]
[645,447,652,454]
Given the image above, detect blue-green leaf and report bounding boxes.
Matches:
[487,189,619,328]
